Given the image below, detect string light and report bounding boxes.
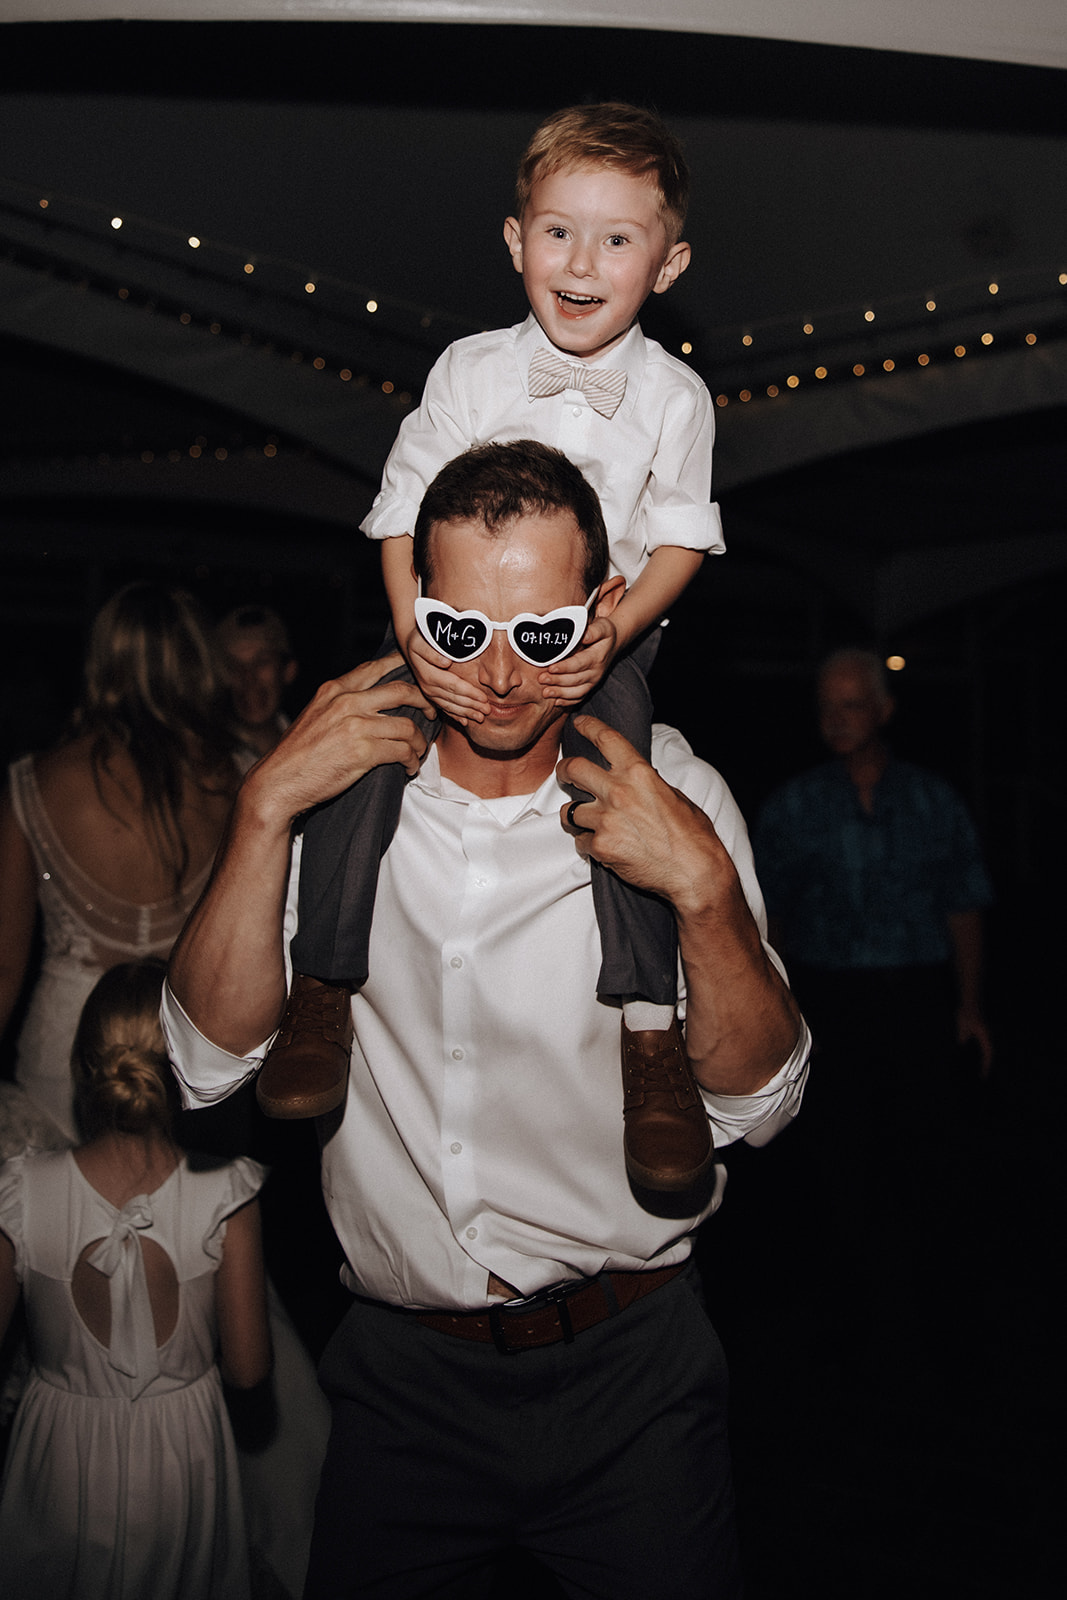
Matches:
[4,178,1062,425]
[886,655,905,672]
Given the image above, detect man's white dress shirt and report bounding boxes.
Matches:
[361,316,725,589]
[165,727,808,1312]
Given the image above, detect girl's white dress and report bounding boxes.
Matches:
[0,1148,265,1600]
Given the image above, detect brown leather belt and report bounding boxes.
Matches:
[411,1264,685,1355]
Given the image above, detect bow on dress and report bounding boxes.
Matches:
[89,1196,161,1396]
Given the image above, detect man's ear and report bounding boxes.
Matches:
[503,216,524,274]
[652,240,691,296]
[593,574,627,618]
[282,658,299,688]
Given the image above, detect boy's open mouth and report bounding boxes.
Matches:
[555,292,603,309]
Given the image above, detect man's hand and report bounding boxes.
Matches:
[556,715,727,911]
[246,652,435,831]
[406,628,491,726]
[557,715,802,1098]
[539,616,618,705]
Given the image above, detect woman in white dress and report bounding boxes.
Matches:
[0,959,272,1600]
[0,581,240,1148]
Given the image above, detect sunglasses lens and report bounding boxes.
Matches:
[420,609,489,661]
[512,616,581,666]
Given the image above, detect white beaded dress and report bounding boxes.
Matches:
[4,754,213,1147]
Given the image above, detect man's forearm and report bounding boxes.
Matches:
[169,659,433,1056]
[674,851,802,1096]
[168,771,293,1056]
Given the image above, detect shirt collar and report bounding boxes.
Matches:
[515,313,646,420]
[411,740,566,822]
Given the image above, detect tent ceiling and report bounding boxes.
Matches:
[5,1,1067,72]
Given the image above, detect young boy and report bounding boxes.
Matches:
[259,103,724,1193]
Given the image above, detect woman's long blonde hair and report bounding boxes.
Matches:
[70,582,236,888]
[71,960,178,1139]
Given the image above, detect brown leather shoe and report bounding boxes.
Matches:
[257,973,354,1120]
[621,1016,713,1192]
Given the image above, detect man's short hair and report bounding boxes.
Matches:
[215,604,292,660]
[413,440,609,596]
[514,102,689,245]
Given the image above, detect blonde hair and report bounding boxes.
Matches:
[71,583,236,888]
[514,102,690,245]
[71,960,178,1139]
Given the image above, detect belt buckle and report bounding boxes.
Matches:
[487,1277,586,1355]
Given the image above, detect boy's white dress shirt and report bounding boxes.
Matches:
[361,315,725,587]
[165,726,808,1313]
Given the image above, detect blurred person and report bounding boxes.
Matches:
[216,604,298,760]
[754,648,993,1341]
[0,582,240,1148]
[0,959,270,1599]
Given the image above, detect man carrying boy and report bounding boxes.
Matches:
[166,439,807,1598]
[263,104,725,1196]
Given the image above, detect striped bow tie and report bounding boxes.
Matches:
[528,346,627,420]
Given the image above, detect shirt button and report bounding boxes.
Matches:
[450,1142,463,1155]
[451,1048,465,1061]
[466,1227,478,1240]
[572,406,582,418]
[450,956,463,969]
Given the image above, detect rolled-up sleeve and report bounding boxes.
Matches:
[641,381,725,558]
[705,1008,811,1150]
[162,984,271,1110]
[361,346,473,544]
[162,836,302,1110]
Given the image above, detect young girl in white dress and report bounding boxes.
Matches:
[0,959,272,1600]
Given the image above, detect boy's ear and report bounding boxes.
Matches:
[593,574,627,618]
[503,216,524,273]
[652,240,691,296]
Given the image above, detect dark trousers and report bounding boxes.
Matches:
[781,961,960,1336]
[291,636,677,1005]
[303,1265,740,1599]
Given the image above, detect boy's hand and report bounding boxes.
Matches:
[406,627,491,725]
[539,616,617,704]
